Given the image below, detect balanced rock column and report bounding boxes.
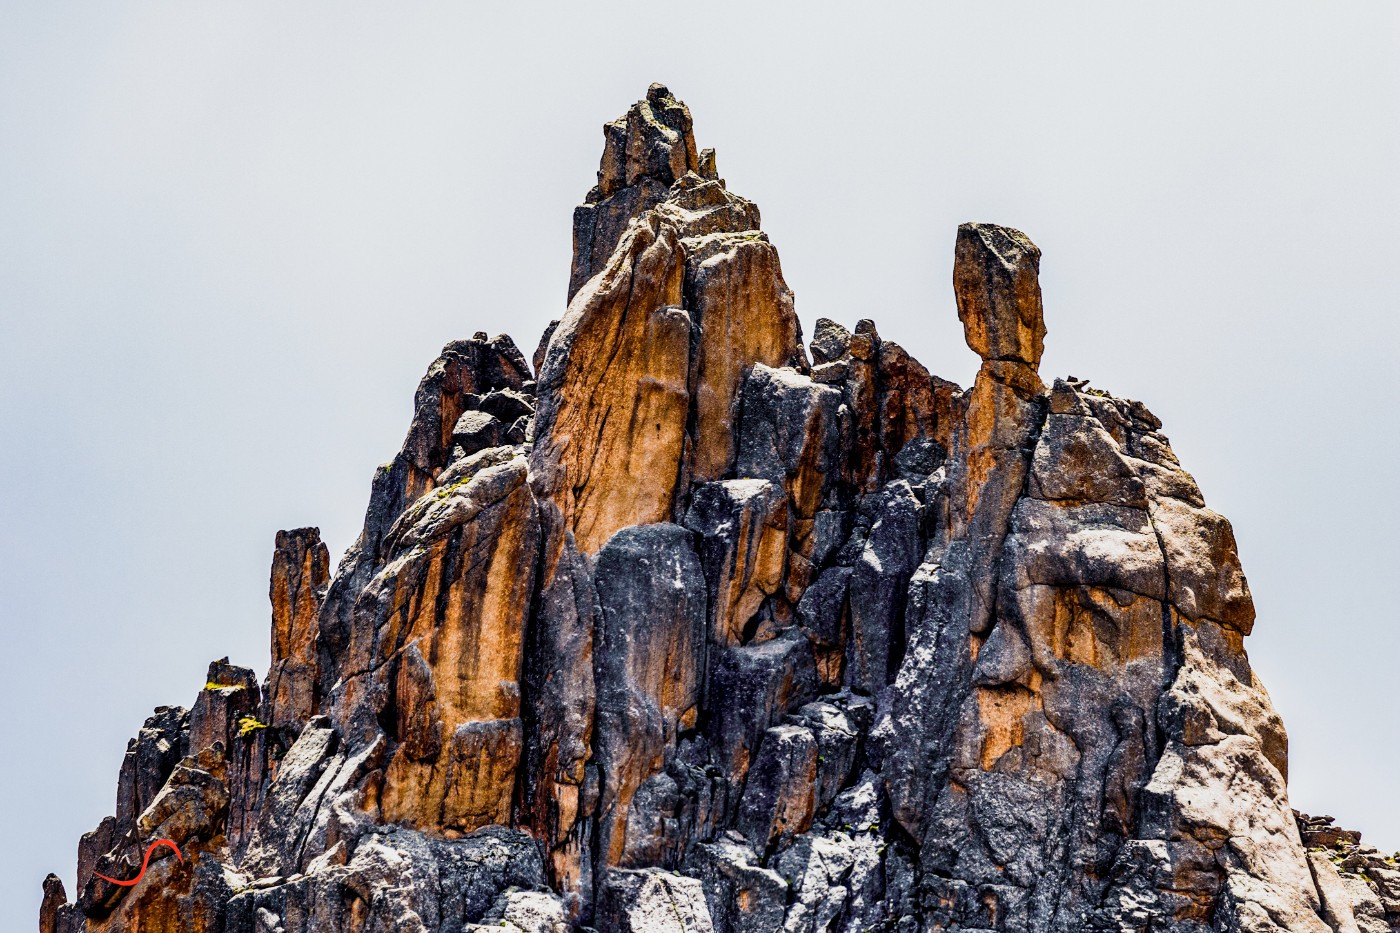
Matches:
[877,222,1050,843]
[953,222,1047,369]
[948,222,1049,630]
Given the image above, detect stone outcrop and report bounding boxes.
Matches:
[1297,813,1400,933]
[41,86,1395,933]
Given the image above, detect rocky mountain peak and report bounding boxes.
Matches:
[599,83,702,195]
[569,83,736,300]
[38,85,1398,933]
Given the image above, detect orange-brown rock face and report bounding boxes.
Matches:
[532,213,690,556]
[39,876,65,933]
[43,87,1396,933]
[265,527,329,731]
[78,744,235,933]
[684,230,802,485]
[533,85,803,557]
[367,453,540,832]
[81,852,231,933]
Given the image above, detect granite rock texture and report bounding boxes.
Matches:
[41,86,1394,933]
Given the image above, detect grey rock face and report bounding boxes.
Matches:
[685,478,788,646]
[521,523,600,917]
[452,408,504,455]
[809,318,851,366]
[598,867,718,933]
[844,479,923,694]
[592,523,709,874]
[42,87,1394,933]
[688,837,787,933]
[227,824,549,933]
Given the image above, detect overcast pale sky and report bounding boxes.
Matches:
[2,3,1397,926]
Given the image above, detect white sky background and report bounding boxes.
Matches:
[2,2,1397,924]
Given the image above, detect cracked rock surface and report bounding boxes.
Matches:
[40,85,1396,933]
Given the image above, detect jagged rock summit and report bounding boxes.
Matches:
[40,85,1399,933]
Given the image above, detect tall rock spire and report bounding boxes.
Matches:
[533,83,804,556]
[569,82,707,300]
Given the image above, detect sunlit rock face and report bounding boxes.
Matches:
[533,83,805,558]
[40,86,1398,933]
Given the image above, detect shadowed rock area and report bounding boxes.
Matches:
[40,84,1398,933]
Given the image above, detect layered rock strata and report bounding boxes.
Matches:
[40,85,1395,933]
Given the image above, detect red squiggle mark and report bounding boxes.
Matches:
[94,839,183,887]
